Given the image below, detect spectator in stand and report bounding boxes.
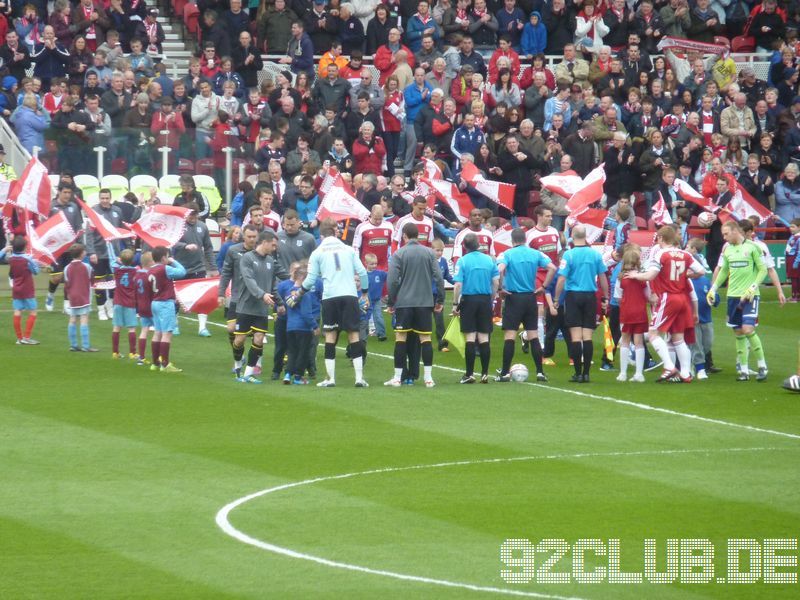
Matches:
[407,1,442,53]
[279,20,314,77]
[259,0,298,55]
[32,25,70,89]
[347,91,383,143]
[67,35,92,86]
[633,1,664,56]
[413,87,443,147]
[15,5,45,54]
[71,0,110,53]
[554,43,590,87]
[366,3,398,56]
[562,121,597,178]
[268,70,301,113]
[191,80,222,159]
[458,35,486,78]
[575,0,609,56]
[488,67,521,109]
[603,0,631,52]
[415,34,442,73]
[318,40,348,79]
[49,0,75,49]
[51,97,94,174]
[488,34,520,85]
[752,0,786,54]
[496,0,525,52]
[106,0,131,51]
[498,134,538,217]
[337,3,365,54]
[182,57,206,100]
[255,131,286,172]
[224,0,250,39]
[310,113,333,156]
[468,0,498,52]
[688,0,721,44]
[543,83,571,132]
[520,11,546,59]
[286,132,322,178]
[776,163,800,223]
[327,136,355,174]
[304,0,338,54]
[660,0,691,38]
[720,92,756,150]
[128,37,154,81]
[403,66,433,175]
[381,74,404,176]
[353,121,386,175]
[640,129,678,215]
[151,96,185,169]
[133,8,165,56]
[312,62,351,115]
[213,57,245,99]
[10,93,49,154]
[201,10,231,58]
[125,0,148,23]
[1,31,31,83]
[271,95,309,146]
[375,27,415,86]
[238,88,272,154]
[737,154,774,209]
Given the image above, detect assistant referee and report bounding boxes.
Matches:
[452,233,500,384]
[554,225,609,383]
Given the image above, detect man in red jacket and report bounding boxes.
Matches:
[374,28,416,86]
[352,122,386,175]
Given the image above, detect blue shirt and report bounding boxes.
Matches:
[691,275,718,324]
[609,262,623,308]
[498,245,551,293]
[558,245,606,292]
[432,256,454,296]
[279,278,322,332]
[367,269,387,302]
[454,251,499,295]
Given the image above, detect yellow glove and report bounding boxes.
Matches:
[741,285,757,302]
[706,289,716,306]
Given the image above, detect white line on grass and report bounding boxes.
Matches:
[216,446,783,599]
[182,316,800,442]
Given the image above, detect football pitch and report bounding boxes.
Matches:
[2,279,799,599]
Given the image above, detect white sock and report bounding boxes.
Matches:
[537,316,545,342]
[256,355,262,368]
[325,358,335,381]
[674,342,692,378]
[619,344,629,376]
[243,366,253,377]
[47,292,54,300]
[650,336,674,370]
[353,356,363,381]
[394,367,403,380]
[198,314,207,331]
[424,365,433,381]
[757,359,767,369]
[634,347,645,376]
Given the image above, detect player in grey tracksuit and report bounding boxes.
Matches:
[218,224,260,359]
[172,206,217,335]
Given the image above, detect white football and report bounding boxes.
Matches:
[783,375,800,392]
[509,363,529,382]
[698,212,716,227]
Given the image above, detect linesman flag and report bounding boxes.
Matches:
[175,277,222,314]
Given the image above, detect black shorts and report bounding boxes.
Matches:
[322,296,360,332]
[564,291,598,329]
[459,295,493,334]
[51,253,72,275]
[235,313,269,334]
[394,306,433,334]
[185,271,206,280]
[502,292,538,332]
[225,302,237,322]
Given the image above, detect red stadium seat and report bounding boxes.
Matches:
[714,36,731,48]
[111,157,127,175]
[177,158,194,174]
[184,3,200,37]
[731,36,755,53]
[173,0,188,18]
[195,158,215,176]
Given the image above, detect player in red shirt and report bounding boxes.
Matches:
[111,249,139,359]
[134,251,155,365]
[5,236,40,345]
[452,208,495,262]
[392,196,434,250]
[614,245,650,382]
[625,226,705,383]
[524,205,563,350]
[353,204,394,271]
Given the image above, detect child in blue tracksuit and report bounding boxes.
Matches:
[364,252,388,341]
[432,239,454,351]
[688,239,718,379]
[278,262,322,384]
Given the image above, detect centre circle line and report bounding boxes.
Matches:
[215,446,784,599]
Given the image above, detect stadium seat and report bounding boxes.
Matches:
[74,174,100,199]
[635,216,647,230]
[110,157,128,175]
[195,158,215,176]
[184,3,200,37]
[84,191,100,207]
[731,36,755,53]
[194,174,223,214]
[528,189,541,211]
[129,174,159,198]
[100,174,130,200]
[207,218,222,251]
[177,158,195,175]
[159,174,182,200]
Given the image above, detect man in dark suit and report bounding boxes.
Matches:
[737,155,774,209]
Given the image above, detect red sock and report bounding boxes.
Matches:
[13,315,22,340]
[159,341,170,366]
[112,331,120,353]
[138,337,147,359]
[151,340,161,365]
[24,314,36,338]
[128,331,137,354]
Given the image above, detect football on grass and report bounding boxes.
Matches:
[509,364,529,382]
[784,375,800,392]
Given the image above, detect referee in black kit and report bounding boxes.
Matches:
[554,225,609,383]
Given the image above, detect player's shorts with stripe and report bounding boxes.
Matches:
[151,300,178,332]
[235,313,269,335]
[12,298,37,311]
[502,292,538,331]
[225,302,237,322]
[393,306,433,334]
[726,296,759,329]
[113,305,138,328]
[459,294,493,334]
[621,322,648,335]
[650,293,692,334]
[322,296,360,332]
[683,326,696,345]
[564,291,598,329]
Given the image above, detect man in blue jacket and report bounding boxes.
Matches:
[402,67,433,175]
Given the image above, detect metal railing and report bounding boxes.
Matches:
[0,118,32,176]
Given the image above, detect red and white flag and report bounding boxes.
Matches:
[8,157,51,216]
[129,205,191,248]
[26,210,79,264]
[566,163,606,213]
[492,223,514,255]
[425,178,472,223]
[673,179,715,212]
[567,207,608,244]
[539,170,582,199]
[0,179,11,207]
[628,230,658,261]
[318,166,343,199]
[723,188,773,224]
[175,277,221,314]
[316,185,370,222]
[652,193,674,226]
[423,157,443,180]
[460,162,515,211]
[76,198,135,241]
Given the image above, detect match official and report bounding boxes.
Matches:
[554,225,609,383]
[452,233,500,384]
[496,228,557,382]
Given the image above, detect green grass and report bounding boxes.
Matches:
[1,274,799,599]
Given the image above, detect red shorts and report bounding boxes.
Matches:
[684,326,696,345]
[650,293,692,334]
[536,272,546,305]
[621,322,648,334]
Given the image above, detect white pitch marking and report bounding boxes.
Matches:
[216,447,783,598]
[183,315,800,442]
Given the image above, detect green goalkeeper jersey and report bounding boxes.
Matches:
[715,240,767,298]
